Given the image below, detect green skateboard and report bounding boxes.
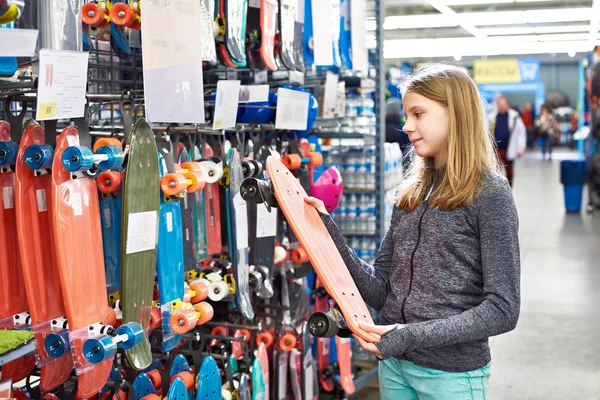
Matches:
[120,119,160,370]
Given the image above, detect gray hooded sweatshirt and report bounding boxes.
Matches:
[319,169,521,372]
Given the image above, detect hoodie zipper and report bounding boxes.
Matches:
[400,180,435,324]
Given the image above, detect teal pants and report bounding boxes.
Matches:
[379,358,490,400]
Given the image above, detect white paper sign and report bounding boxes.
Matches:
[0,29,38,57]
[275,88,309,131]
[256,205,277,238]
[311,0,333,66]
[323,72,339,118]
[213,80,241,130]
[36,50,89,121]
[141,0,205,123]
[36,189,47,212]
[351,0,368,72]
[239,85,269,103]
[2,187,14,209]
[233,193,249,249]
[126,211,158,254]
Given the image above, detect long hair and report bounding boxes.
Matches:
[396,64,499,211]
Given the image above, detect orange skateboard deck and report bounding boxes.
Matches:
[14,120,73,392]
[0,120,35,384]
[264,156,379,343]
[51,126,113,398]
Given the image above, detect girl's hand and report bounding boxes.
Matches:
[304,196,328,215]
[353,322,402,360]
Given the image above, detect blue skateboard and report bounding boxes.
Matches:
[339,0,352,69]
[196,356,221,400]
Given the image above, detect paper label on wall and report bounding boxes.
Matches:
[275,88,309,130]
[233,193,249,249]
[240,84,269,103]
[36,189,47,212]
[103,206,111,228]
[213,80,241,130]
[141,0,205,123]
[166,212,173,232]
[2,187,14,209]
[126,211,158,254]
[0,28,38,57]
[350,0,368,72]
[311,0,334,66]
[256,205,277,238]
[71,192,83,216]
[323,72,339,118]
[36,49,89,121]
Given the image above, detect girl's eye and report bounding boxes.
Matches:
[415,112,423,118]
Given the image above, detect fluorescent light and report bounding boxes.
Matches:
[481,25,591,36]
[377,7,592,31]
[589,0,600,48]
[428,0,486,38]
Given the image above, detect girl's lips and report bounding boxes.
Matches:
[411,138,422,145]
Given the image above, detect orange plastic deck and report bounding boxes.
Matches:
[51,127,112,398]
[15,121,73,392]
[266,156,380,343]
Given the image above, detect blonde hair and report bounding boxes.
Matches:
[396,64,499,211]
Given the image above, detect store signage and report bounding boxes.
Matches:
[474,58,540,84]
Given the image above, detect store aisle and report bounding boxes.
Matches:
[490,149,600,399]
[350,149,600,399]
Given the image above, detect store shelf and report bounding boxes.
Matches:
[312,131,369,139]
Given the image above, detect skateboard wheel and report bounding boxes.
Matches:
[211,326,227,337]
[208,280,229,301]
[241,160,256,178]
[146,369,162,389]
[222,389,233,400]
[83,334,116,364]
[93,137,122,152]
[181,161,203,173]
[279,333,296,351]
[82,2,106,26]
[193,301,214,325]
[161,172,188,195]
[199,161,223,183]
[274,246,287,264]
[42,393,60,400]
[189,279,209,303]
[248,270,262,290]
[185,170,205,192]
[256,331,274,348]
[97,170,122,193]
[149,307,162,330]
[308,152,323,167]
[309,312,339,337]
[45,331,69,358]
[292,248,309,264]
[170,309,197,334]
[24,144,53,169]
[283,153,302,170]
[110,2,135,26]
[0,141,18,166]
[95,145,124,170]
[321,365,334,379]
[116,322,144,349]
[62,145,94,171]
[239,329,251,343]
[170,371,194,389]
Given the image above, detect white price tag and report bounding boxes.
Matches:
[36,50,89,121]
[166,212,173,232]
[233,192,249,249]
[126,211,158,254]
[2,186,14,209]
[311,0,334,66]
[350,0,368,72]
[323,72,339,118]
[213,80,241,130]
[36,189,47,212]
[0,29,38,57]
[240,85,269,103]
[275,88,309,131]
[71,192,83,216]
[256,205,277,238]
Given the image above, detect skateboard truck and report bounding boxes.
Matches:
[61,144,124,178]
[82,322,144,364]
[308,300,352,339]
[240,177,276,212]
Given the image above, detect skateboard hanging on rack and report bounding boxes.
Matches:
[293,0,305,72]
[245,0,266,70]
[302,0,314,66]
[216,0,248,67]
[200,0,218,64]
[15,120,74,393]
[196,356,221,400]
[120,118,160,371]
[278,0,297,70]
[106,0,134,54]
[339,0,352,69]
[246,0,278,71]
[329,0,342,71]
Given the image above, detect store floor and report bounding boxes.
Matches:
[349,148,600,399]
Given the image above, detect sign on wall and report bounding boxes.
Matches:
[474,58,540,84]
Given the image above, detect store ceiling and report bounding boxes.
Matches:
[370,0,598,63]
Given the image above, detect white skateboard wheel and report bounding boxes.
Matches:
[274,246,287,264]
[209,281,229,302]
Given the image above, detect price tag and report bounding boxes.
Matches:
[275,88,309,131]
[213,80,241,130]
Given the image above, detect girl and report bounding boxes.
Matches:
[305,64,521,399]
[535,104,560,161]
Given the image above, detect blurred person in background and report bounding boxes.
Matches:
[535,104,561,161]
[521,103,535,148]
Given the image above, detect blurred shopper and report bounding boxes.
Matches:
[535,104,561,161]
[522,103,535,148]
[488,96,527,187]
